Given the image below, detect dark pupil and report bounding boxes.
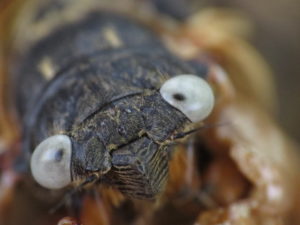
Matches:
[54,149,64,162]
[173,93,186,101]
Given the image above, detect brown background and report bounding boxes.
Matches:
[197,0,300,141]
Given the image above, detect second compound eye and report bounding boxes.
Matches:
[160,74,215,122]
[30,135,72,190]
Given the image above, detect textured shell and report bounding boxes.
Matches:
[0,1,300,225]
[7,0,212,201]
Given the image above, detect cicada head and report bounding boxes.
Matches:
[29,54,215,199]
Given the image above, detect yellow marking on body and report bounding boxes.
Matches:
[103,27,123,47]
[138,130,146,137]
[38,57,56,80]
[107,144,118,151]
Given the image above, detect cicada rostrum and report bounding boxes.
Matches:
[0,0,299,225]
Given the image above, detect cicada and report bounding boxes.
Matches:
[0,0,299,225]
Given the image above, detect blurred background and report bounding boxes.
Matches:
[198,0,300,141]
[155,0,300,141]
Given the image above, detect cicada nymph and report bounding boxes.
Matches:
[0,0,299,225]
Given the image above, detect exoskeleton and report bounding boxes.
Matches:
[2,1,299,225]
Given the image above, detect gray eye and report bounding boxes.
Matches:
[30,135,72,189]
[160,74,215,122]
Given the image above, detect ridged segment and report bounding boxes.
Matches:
[110,137,169,199]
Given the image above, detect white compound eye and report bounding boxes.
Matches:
[30,134,72,189]
[160,74,214,122]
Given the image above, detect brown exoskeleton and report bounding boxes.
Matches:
[1,0,299,225]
